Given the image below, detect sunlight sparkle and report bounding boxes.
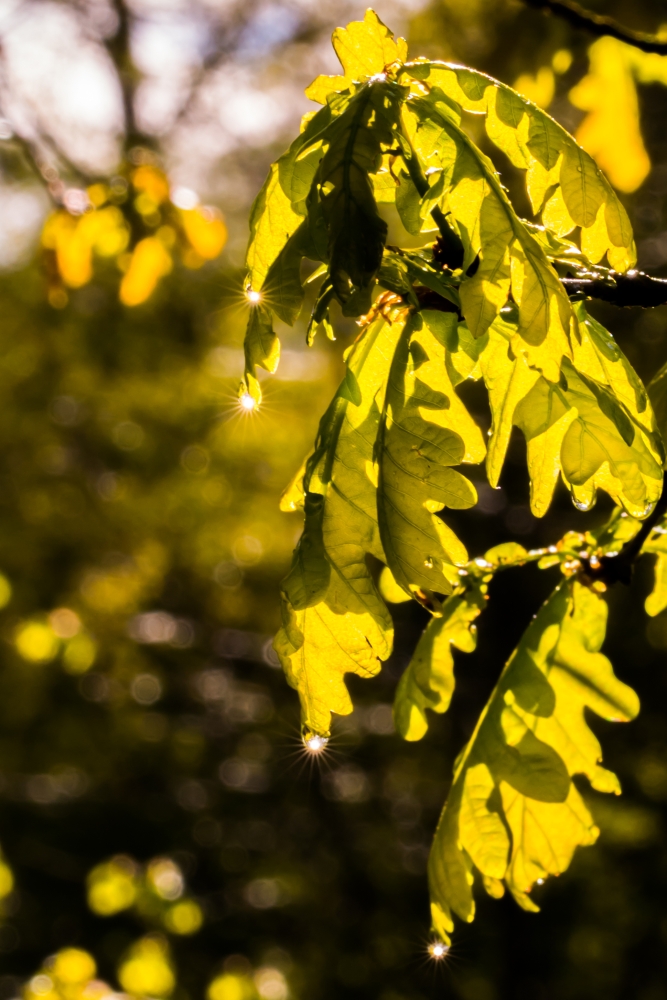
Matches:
[428,941,449,960]
[303,733,329,754]
[239,393,257,412]
[246,289,261,304]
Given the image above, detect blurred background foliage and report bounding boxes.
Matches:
[1,1,667,999]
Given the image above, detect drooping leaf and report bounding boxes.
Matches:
[275,597,388,737]
[275,312,406,734]
[429,577,639,944]
[260,221,313,326]
[642,521,667,617]
[479,313,542,499]
[281,492,330,610]
[647,357,667,446]
[480,308,663,518]
[394,583,486,741]
[378,311,483,599]
[404,96,572,382]
[317,80,405,316]
[241,305,280,403]
[246,106,333,292]
[645,551,667,617]
[404,61,636,271]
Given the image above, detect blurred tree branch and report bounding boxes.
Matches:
[523,0,667,54]
[104,0,139,143]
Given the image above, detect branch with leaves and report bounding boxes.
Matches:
[241,8,667,952]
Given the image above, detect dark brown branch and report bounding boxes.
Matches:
[522,0,667,55]
[411,268,667,313]
[561,270,667,308]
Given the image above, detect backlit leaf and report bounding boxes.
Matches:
[394,584,486,741]
[405,61,636,271]
[276,312,404,733]
[405,96,572,379]
[429,578,639,943]
[332,9,407,82]
[317,80,405,315]
[245,107,329,291]
[378,311,482,598]
[241,305,279,404]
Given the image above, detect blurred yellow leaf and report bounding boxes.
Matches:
[15,621,59,663]
[0,573,12,609]
[132,165,170,205]
[120,237,172,307]
[0,853,14,899]
[513,66,555,109]
[118,937,175,998]
[207,974,258,1000]
[87,856,138,915]
[163,900,203,935]
[179,207,227,260]
[62,633,96,674]
[570,37,650,194]
[50,950,96,986]
[42,207,130,288]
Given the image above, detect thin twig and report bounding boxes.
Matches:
[522,0,667,55]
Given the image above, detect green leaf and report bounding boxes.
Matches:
[281,492,330,610]
[317,80,405,316]
[645,550,667,617]
[332,9,407,82]
[405,62,636,271]
[394,584,486,741]
[571,304,661,462]
[275,313,405,734]
[305,75,351,105]
[260,221,312,326]
[378,311,483,598]
[246,106,332,292]
[241,305,280,403]
[429,578,639,944]
[559,362,662,516]
[641,521,667,616]
[405,96,572,380]
[386,249,461,310]
[396,169,427,235]
[275,597,388,737]
[481,308,663,518]
[647,358,667,448]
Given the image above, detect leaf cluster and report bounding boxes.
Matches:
[242,9,667,948]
